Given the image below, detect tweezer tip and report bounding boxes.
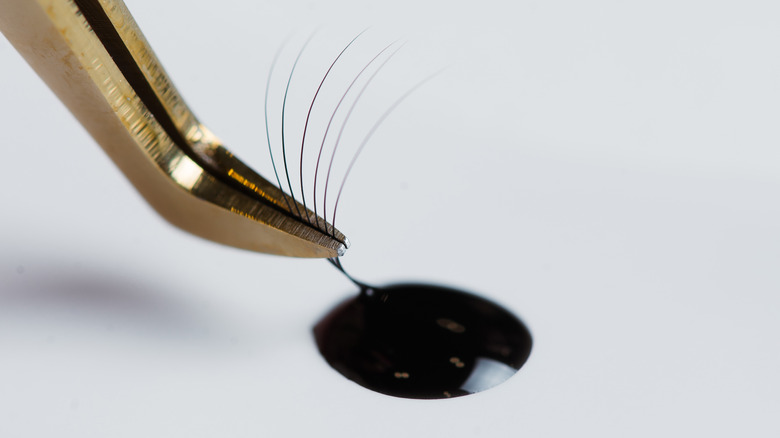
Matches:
[336,238,350,257]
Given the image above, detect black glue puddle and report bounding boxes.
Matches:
[314,283,532,399]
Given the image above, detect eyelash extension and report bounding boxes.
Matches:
[321,43,403,237]
[265,33,397,232]
[264,39,295,217]
[264,32,432,264]
[261,30,533,401]
[279,33,317,222]
[309,41,398,235]
[330,70,441,236]
[297,30,368,226]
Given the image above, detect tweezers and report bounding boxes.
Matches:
[0,0,348,258]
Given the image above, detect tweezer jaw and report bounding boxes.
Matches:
[0,0,347,258]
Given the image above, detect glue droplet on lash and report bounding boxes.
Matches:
[314,284,532,399]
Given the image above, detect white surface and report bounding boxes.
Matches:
[1,0,779,436]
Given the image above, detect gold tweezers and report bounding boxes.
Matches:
[0,0,348,258]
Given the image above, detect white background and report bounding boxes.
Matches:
[1,0,779,436]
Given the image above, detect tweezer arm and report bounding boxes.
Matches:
[0,0,347,258]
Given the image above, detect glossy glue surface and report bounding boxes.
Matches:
[5,0,780,436]
[314,284,532,399]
